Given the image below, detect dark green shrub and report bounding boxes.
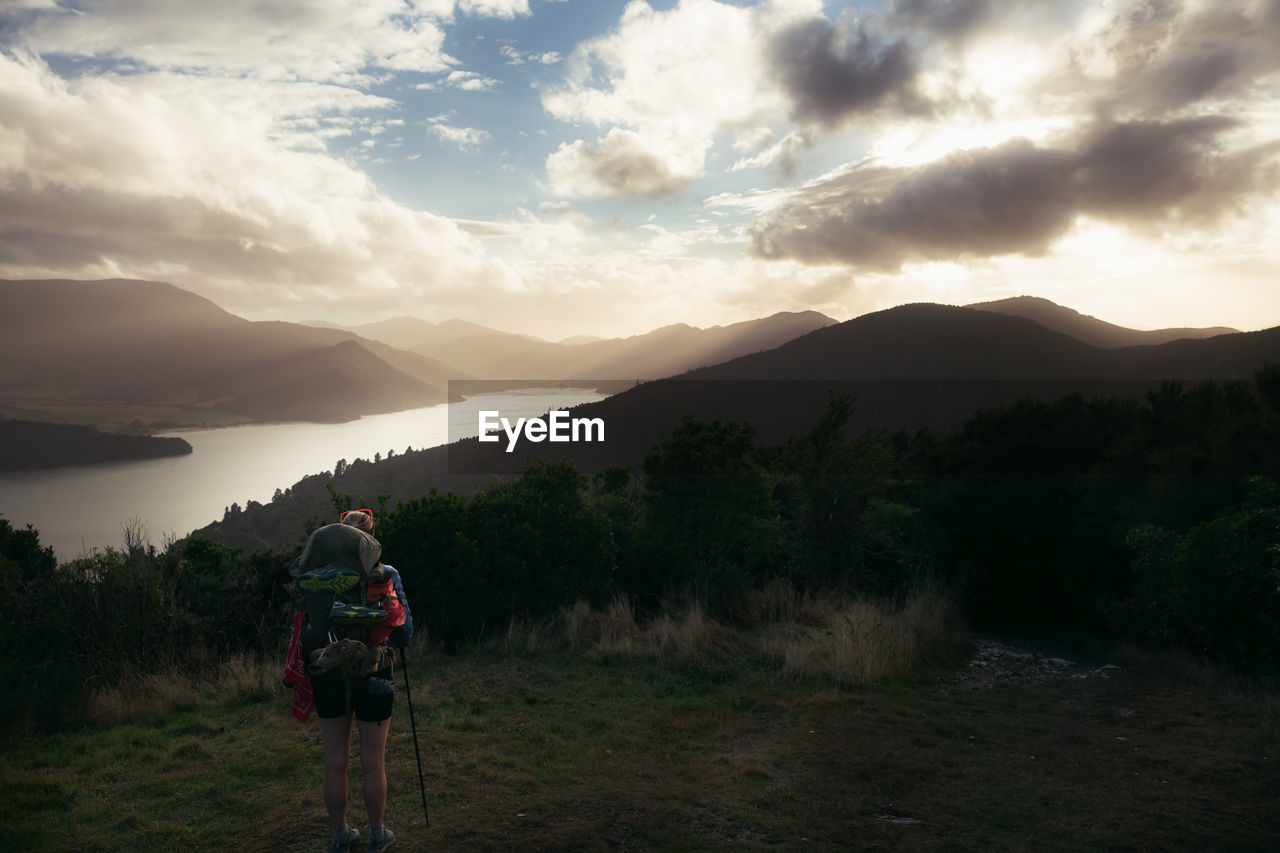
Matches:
[635,417,780,611]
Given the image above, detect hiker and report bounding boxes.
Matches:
[293,509,413,853]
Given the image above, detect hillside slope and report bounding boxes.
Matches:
[0,279,448,424]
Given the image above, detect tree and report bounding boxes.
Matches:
[765,393,925,592]
[0,518,57,583]
[635,416,779,609]
[378,462,615,640]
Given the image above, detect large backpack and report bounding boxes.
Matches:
[296,568,404,676]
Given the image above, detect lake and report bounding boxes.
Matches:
[0,387,606,562]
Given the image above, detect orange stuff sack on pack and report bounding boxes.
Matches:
[364,575,406,646]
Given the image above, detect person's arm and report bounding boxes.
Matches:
[386,566,413,647]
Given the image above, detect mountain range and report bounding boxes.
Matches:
[405,311,838,380]
[192,298,1276,551]
[5,279,1248,431]
[0,279,838,428]
[304,316,521,350]
[0,279,449,425]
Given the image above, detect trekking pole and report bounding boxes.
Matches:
[398,646,430,826]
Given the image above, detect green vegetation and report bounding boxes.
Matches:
[5,372,1280,732]
[1,640,1275,851]
[917,377,1280,672]
[0,527,291,732]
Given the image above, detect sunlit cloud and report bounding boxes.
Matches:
[424,115,495,150]
[12,0,458,82]
[0,51,516,319]
[499,44,561,66]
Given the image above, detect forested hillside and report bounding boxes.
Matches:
[0,418,192,471]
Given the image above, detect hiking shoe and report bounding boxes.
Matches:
[367,825,395,852]
[298,568,363,595]
[330,599,389,625]
[309,638,368,675]
[330,825,359,853]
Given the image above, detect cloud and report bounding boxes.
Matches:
[458,0,530,19]
[499,44,561,66]
[416,69,502,92]
[12,0,459,82]
[532,0,962,195]
[537,201,594,229]
[425,116,494,150]
[749,117,1279,269]
[540,0,790,197]
[730,130,814,175]
[0,51,516,317]
[765,12,926,126]
[1072,0,1280,114]
[886,0,994,40]
[546,128,691,198]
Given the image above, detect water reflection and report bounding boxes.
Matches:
[0,388,604,561]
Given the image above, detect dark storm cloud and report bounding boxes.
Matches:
[766,14,925,126]
[749,117,1277,270]
[1071,116,1251,218]
[751,139,1076,269]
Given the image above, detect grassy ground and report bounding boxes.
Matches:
[2,638,1276,852]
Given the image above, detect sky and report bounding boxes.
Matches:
[1,0,1277,341]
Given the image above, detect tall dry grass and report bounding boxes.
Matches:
[760,586,966,685]
[498,579,969,684]
[88,582,966,725]
[88,653,282,725]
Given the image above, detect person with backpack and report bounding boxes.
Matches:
[288,508,413,853]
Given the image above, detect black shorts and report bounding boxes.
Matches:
[310,666,395,722]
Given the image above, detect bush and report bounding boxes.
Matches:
[1104,479,1280,673]
[379,461,615,641]
[635,417,780,611]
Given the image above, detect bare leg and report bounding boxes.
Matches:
[319,716,354,830]
[358,717,391,828]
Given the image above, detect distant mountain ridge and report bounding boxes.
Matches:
[692,304,1103,380]
[690,303,1270,382]
[0,280,839,430]
[968,296,1238,348]
[308,316,527,350]
[408,310,839,380]
[0,279,448,425]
